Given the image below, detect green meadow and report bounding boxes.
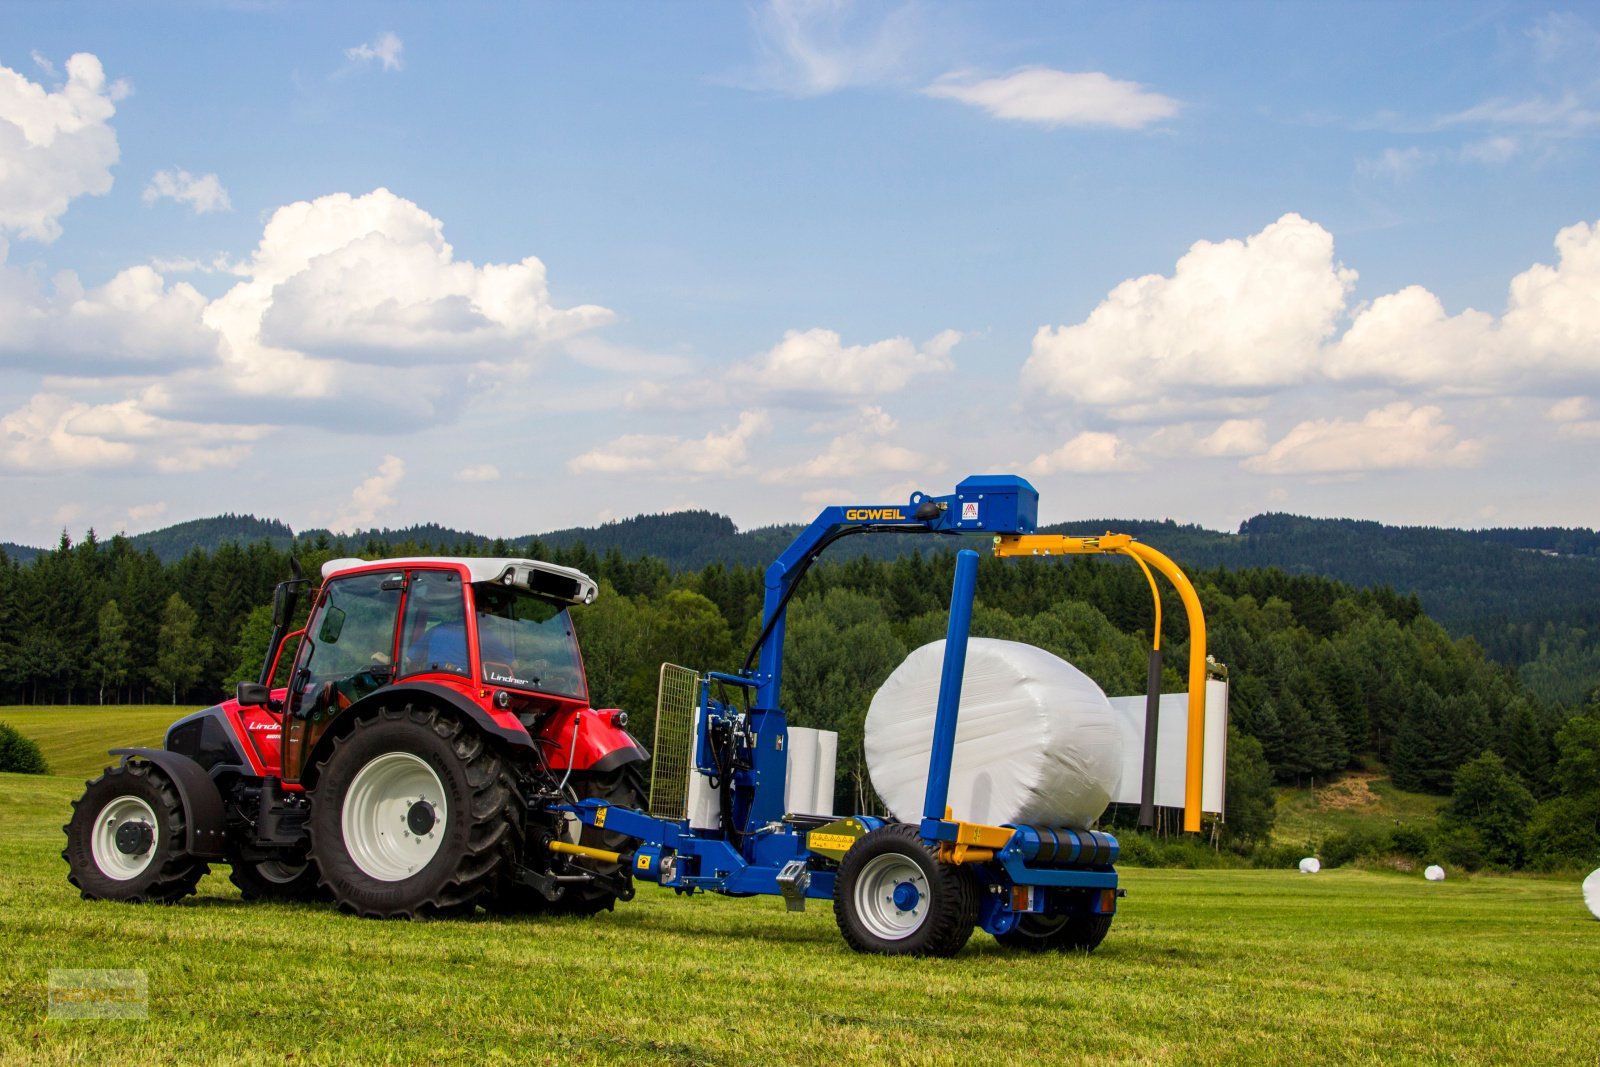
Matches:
[0,708,1595,1065]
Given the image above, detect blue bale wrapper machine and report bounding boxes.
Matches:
[558,474,1215,956]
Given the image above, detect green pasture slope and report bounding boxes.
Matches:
[0,705,177,780]
[1,710,1596,1064]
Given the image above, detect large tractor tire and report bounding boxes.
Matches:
[547,764,647,916]
[996,910,1114,953]
[63,761,210,904]
[309,704,515,919]
[227,849,324,902]
[833,823,978,957]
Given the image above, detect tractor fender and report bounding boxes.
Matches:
[538,706,650,772]
[108,747,228,859]
[300,681,535,784]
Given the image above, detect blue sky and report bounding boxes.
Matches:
[1,2,1597,545]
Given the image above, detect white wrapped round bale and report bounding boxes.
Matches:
[1424,865,1447,882]
[864,638,1123,829]
[1299,857,1321,874]
[1582,868,1600,920]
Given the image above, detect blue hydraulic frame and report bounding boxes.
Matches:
[555,474,1120,934]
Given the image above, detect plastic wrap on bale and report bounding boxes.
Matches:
[864,638,1124,829]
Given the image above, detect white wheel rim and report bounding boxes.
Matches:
[341,752,449,882]
[91,795,159,880]
[855,853,930,940]
[255,859,308,884]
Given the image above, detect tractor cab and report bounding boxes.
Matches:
[274,556,600,781]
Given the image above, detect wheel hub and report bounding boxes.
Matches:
[854,852,931,940]
[114,820,154,856]
[406,800,437,835]
[892,880,921,911]
[340,751,449,882]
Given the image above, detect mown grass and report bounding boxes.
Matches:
[3,771,1596,1066]
[0,705,182,780]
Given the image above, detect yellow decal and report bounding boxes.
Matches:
[844,508,905,521]
[636,853,650,871]
[807,832,858,853]
[595,806,608,829]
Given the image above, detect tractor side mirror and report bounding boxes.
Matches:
[236,682,271,708]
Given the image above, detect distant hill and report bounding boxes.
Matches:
[7,505,1596,704]
[1,542,40,565]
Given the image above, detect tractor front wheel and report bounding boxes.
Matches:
[833,823,977,957]
[309,705,515,919]
[996,910,1114,952]
[63,761,210,903]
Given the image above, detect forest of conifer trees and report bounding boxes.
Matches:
[2,528,1596,869]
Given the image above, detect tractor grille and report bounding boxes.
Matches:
[648,662,700,820]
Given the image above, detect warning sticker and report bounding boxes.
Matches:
[961,502,980,521]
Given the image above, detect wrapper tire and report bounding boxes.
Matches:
[834,823,977,957]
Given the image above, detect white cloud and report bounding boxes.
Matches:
[923,67,1179,129]
[733,327,958,400]
[627,327,958,412]
[0,53,125,242]
[1025,431,1144,475]
[569,411,771,477]
[0,393,261,473]
[1547,396,1600,438]
[0,259,218,375]
[204,187,612,397]
[1329,218,1600,392]
[762,406,933,482]
[346,32,404,72]
[741,0,919,95]
[455,464,500,482]
[1243,403,1482,475]
[1024,214,1355,416]
[1358,146,1435,181]
[143,169,232,214]
[332,454,405,532]
[1195,418,1269,457]
[126,502,167,524]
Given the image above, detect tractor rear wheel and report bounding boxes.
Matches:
[996,910,1114,952]
[309,704,515,919]
[63,761,210,903]
[834,823,978,957]
[547,764,647,916]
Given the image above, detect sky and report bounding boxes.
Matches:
[1,2,1598,546]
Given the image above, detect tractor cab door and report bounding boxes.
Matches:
[280,570,404,782]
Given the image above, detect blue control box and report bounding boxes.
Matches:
[952,475,1039,534]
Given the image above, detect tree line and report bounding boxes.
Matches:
[2,528,1595,867]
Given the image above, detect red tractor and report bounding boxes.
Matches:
[63,556,649,918]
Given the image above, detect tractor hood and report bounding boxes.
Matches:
[320,556,599,605]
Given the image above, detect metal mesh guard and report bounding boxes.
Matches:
[649,662,700,820]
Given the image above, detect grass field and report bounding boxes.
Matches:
[0,705,179,780]
[3,711,1597,1064]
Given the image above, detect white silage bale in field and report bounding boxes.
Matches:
[1583,868,1600,920]
[1425,865,1447,882]
[864,638,1124,829]
[1299,857,1321,874]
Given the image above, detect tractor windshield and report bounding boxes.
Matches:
[472,584,587,700]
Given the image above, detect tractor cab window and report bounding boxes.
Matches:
[398,571,470,679]
[472,584,587,700]
[287,572,402,725]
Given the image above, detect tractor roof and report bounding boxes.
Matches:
[319,556,599,606]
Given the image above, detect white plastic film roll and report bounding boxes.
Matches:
[785,727,819,815]
[812,729,838,816]
[865,638,1124,829]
